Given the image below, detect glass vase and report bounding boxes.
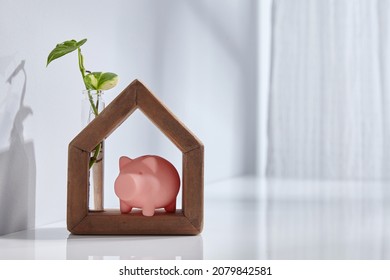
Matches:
[82,89,105,211]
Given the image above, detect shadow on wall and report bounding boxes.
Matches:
[0,59,36,236]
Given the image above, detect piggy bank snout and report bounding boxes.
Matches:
[114,174,138,200]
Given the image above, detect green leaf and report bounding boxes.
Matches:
[46,38,87,66]
[84,72,101,90]
[84,72,118,90]
[98,72,118,90]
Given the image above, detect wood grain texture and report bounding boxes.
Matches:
[67,79,204,235]
[182,146,204,232]
[67,145,89,231]
[70,210,200,235]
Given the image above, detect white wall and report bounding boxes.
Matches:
[0,0,258,230]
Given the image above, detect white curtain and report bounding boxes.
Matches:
[266,0,390,180]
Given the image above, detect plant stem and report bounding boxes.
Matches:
[78,47,87,89]
[88,91,99,116]
[87,91,102,169]
[89,142,102,169]
[78,46,102,169]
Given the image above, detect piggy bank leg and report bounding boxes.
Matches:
[120,200,132,214]
[142,205,155,217]
[164,201,176,213]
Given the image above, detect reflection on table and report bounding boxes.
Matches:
[66,234,203,260]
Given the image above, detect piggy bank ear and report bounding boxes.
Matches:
[141,156,159,173]
[119,156,132,170]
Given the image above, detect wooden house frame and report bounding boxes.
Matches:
[67,80,204,235]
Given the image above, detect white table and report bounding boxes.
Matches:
[1,176,389,259]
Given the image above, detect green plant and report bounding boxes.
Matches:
[47,38,118,168]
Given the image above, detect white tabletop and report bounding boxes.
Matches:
[1,176,389,260]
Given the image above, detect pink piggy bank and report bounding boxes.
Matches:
[114,155,180,216]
